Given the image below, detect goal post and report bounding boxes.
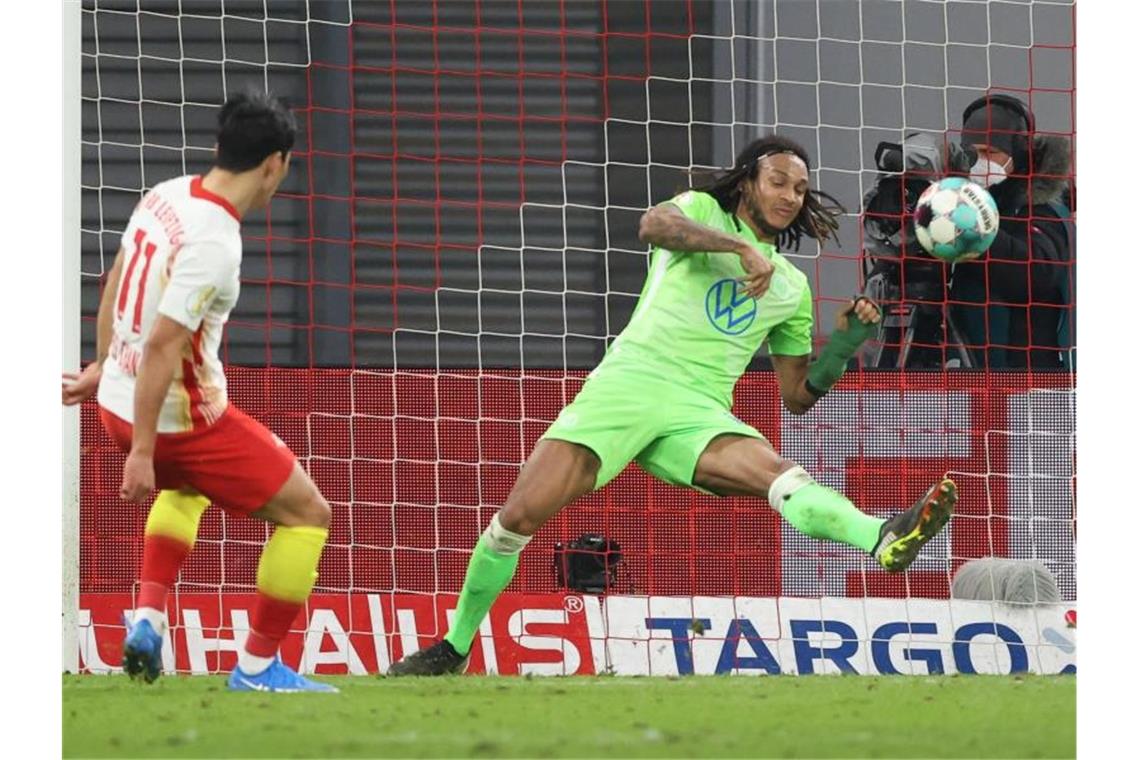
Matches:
[72,0,1075,677]
[63,0,82,676]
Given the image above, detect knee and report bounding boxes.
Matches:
[747,456,797,498]
[306,492,332,529]
[767,458,797,486]
[497,500,542,536]
[285,488,331,530]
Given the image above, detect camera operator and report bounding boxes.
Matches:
[950,94,1074,370]
[860,96,1073,370]
[861,133,967,368]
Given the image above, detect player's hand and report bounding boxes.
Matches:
[62,363,102,406]
[121,451,156,503]
[957,251,984,261]
[837,296,882,331]
[737,244,775,299]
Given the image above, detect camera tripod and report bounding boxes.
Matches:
[863,272,977,370]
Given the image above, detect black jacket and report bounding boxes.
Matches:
[950,136,1074,370]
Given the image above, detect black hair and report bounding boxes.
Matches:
[215,90,298,172]
[690,134,846,251]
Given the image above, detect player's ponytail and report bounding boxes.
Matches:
[800,185,845,246]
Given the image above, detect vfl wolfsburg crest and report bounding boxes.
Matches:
[705,278,756,335]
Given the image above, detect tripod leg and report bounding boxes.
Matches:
[945,309,975,369]
[870,321,889,368]
[898,322,915,368]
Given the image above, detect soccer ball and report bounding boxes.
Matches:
[913,177,1000,262]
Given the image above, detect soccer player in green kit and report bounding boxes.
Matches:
[388,135,957,676]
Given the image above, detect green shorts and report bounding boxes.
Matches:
[540,366,768,491]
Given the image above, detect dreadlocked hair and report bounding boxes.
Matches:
[689,134,846,251]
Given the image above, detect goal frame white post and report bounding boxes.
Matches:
[63,0,82,676]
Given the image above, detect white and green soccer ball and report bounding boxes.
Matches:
[913,177,1000,262]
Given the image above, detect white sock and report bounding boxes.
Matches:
[133,607,166,632]
[484,512,532,555]
[766,465,814,513]
[238,649,275,675]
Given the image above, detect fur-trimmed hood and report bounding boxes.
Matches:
[1027,134,1072,206]
[989,133,1072,212]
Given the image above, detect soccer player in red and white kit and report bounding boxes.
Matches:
[62,92,336,693]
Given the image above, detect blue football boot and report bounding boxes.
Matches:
[121,615,164,683]
[227,657,339,693]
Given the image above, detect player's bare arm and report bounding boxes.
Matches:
[638,203,775,298]
[120,315,193,502]
[770,354,815,415]
[772,298,881,415]
[62,247,125,406]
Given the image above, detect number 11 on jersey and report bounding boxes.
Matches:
[116,228,158,335]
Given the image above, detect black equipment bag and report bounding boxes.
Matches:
[553,534,622,593]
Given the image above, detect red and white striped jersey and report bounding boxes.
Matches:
[98,175,242,433]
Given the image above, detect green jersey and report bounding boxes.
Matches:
[595,189,815,408]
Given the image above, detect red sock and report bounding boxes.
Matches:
[245,594,304,658]
[137,534,193,611]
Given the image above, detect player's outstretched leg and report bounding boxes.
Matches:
[387,440,598,676]
[872,478,957,573]
[694,436,955,571]
[227,464,338,693]
[123,489,210,683]
[770,467,956,572]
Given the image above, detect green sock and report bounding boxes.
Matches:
[443,535,520,656]
[781,482,885,553]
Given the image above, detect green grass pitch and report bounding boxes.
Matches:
[63,673,1074,758]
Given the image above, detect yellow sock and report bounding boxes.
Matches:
[137,490,211,616]
[256,525,329,603]
[144,490,210,546]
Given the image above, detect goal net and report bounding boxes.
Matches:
[73,0,1076,676]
